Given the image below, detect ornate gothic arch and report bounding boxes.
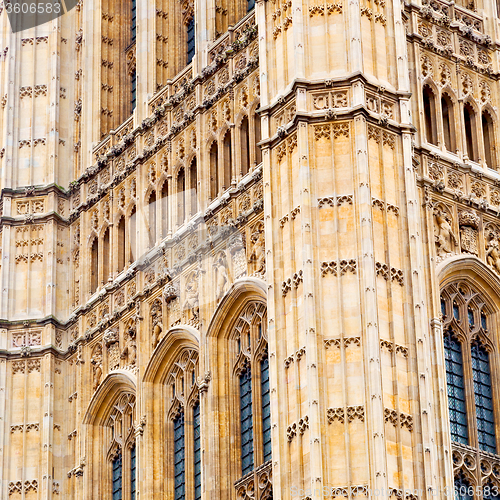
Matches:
[82,371,137,499]
[141,327,200,498]
[438,256,500,494]
[205,278,270,499]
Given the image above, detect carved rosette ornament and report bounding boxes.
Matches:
[459,210,480,255]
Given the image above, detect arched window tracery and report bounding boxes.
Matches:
[441,282,499,498]
[231,302,272,498]
[423,85,437,146]
[107,393,136,500]
[166,348,200,500]
[482,111,496,170]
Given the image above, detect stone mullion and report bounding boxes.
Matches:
[42,354,55,499]
[348,0,363,74]
[261,140,285,499]
[354,115,387,492]
[141,381,154,498]
[400,129,441,500]
[378,135,405,490]
[256,0,269,109]
[0,357,6,498]
[423,177,455,494]
[291,0,306,80]
[296,120,323,498]
[46,220,57,317]
[391,0,411,93]
[331,123,352,487]
[0,226,12,317]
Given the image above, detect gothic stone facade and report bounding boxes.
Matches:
[0,0,499,498]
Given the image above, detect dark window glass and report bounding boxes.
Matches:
[453,302,460,320]
[261,356,272,463]
[187,19,195,64]
[131,0,137,42]
[468,308,474,328]
[483,482,500,500]
[193,403,202,500]
[441,298,446,317]
[248,0,255,11]
[131,71,137,111]
[464,104,477,162]
[423,87,436,145]
[174,413,186,500]
[130,445,136,500]
[112,453,123,500]
[454,473,473,500]
[240,367,254,475]
[483,112,496,170]
[481,312,487,330]
[471,342,496,454]
[444,332,468,445]
[441,96,454,152]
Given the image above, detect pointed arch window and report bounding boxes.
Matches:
[223,130,232,191]
[423,85,437,146]
[233,302,272,487]
[187,18,195,64]
[166,349,200,500]
[441,283,499,496]
[240,116,250,176]
[91,238,99,294]
[441,94,455,152]
[482,111,496,170]
[118,217,126,272]
[107,393,136,500]
[131,0,137,42]
[209,142,219,200]
[464,103,478,162]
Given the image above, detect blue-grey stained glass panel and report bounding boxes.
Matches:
[471,342,496,454]
[248,0,255,11]
[453,302,460,320]
[131,0,136,41]
[174,412,186,500]
[454,474,473,500]
[483,482,500,500]
[187,19,195,64]
[240,367,254,475]
[130,445,136,500]
[468,309,474,327]
[441,299,446,317]
[261,357,272,463]
[112,453,122,500]
[444,332,468,445]
[131,71,137,111]
[482,313,487,330]
[193,403,202,500]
